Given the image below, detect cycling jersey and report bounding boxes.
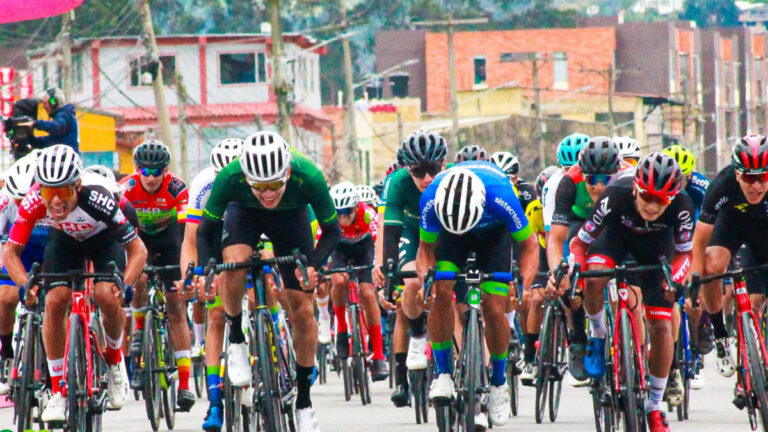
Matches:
[419,161,532,243]
[570,175,694,284]
[9,184,137,247]
[515,180,545,248]
[381,167,421,232]
[698,165,766,225]
[685,171,710,220]
[186,166,216,225]
[542,169,565,231]
[552,163,634,227]
[339,202,377,244]
[120,172,188,235]
[0,190,49,246]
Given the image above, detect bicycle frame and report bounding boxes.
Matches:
[610,278,646,394]
[62,277,100,399]
[733,278,768,397]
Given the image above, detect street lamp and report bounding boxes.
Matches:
[354,58,419,90]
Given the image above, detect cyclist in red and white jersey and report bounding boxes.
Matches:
[2,145,147,422]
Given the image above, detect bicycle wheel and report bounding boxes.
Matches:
[743,312,768,431]
[460,311,481,432]
[161,319,176,430]
[350,307,370,406]
[14,315,34,432]
[674,322,686,421]
[256,312,285,432]
[619,309,644,432]
[317,344,327,385]
[342,358,353,401]
[435,402,454,432]
[89,316,107,432]
[411,370,425,424]
[549,313,566,422]
[67,314,88,432]
[506,343,520,417]
[142,311,161,431]
[243,322,259,432]
[535,307,553,424]
[193,356,205,398]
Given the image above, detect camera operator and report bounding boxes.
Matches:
[29,87,79,152]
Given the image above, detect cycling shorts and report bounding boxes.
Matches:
[397,228,419,270]
[435,223,512,299]
[43,229,126,289]
[331,236,374,284]
[710,212,768,267]
[222,203,314,291]
[585,226,675,310]
[733,244,768,296]
[141,223,182,289]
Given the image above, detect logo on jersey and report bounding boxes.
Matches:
[677,210,693,231]
[679,231,691,242]
[89,190,116,213]
[734,203,749,213]
[584,221,596,232]
[593,197,611,224]
[495,197,524,230]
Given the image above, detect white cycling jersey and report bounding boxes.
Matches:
[186,166,217,225]
[542,169,565,231]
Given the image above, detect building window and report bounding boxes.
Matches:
[130,55,176,87]
[72,52,84,93]
[553,51,568,90]
[679,52,689,98]
[473,57,486,87]
[220,52,267,85]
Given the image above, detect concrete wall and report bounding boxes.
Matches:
[615,21,674,98]
[375,30,428,111]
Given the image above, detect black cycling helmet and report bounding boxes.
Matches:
[400,129,447,165]
[579,136,622,175]
[455,145,489,163]
[732,134,768,173]
[133,139,171,169]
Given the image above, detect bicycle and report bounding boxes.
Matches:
[588,281,618,432]
[201,250,307,432]
[423,252,518,432]
[667,292,701,421]
[135,263,194,431]
[320,264,374,406]
[691,262,768,431]
[9,270,48,432]
[505,309,523,418]
[533,267,569,424]
[20,262,125,432]
[571,256,678,432]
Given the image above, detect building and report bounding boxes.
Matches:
[26,33,329,175]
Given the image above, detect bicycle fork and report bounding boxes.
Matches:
[612,284,647,394]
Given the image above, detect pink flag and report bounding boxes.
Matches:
[0,0,84,24]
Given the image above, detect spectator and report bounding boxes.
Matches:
[30,87,79,152]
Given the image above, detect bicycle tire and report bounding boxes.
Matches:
[243,323,259,432]
[317,344,327,385]
[89,316,106,432]
[619,309,644,432]
[591,380,604,432]
[67,314,89,432]
[506,344,520,417]
[535,306,553,424]
[675,320,686,422]
[350,307,370,406]
[411,370,425,424]
[142,310,161,431]
[743,312,768,431]
[14,315,33,432]
[193,358,205,398]
[549,313,566,422]
[256,312,285,432]
[435,402,454,432]
[161,319,176,430]
[461,310,481,432]
[342,358,353,401]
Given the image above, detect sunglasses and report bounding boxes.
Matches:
[138,167,164,177]
[408,163,442,179]
[585,174,613,186]
[635,184,673,206]
[337,207,355,216]
[248,177,288,192]
[40,185,76,201]
[738,171,768,184]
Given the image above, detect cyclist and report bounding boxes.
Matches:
[355,184,379,209]
[119,139,196,411]
[536,165,560,198]
[661,144,711,392]
[614,136,642,166]
[566,152,691,432]
[455,144,489,163]
[196,131,340,432]
[691,135,768,402]
[0,152,48,394]
[326,181,388,380]
[541,133,589,234]
[372,129,447,407]
[418,162,539,427]
[3,145,148,421]
[545,136,624,385]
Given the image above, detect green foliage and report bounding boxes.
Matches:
[679,0,740,27]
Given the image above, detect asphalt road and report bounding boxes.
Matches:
[0,351,753,431]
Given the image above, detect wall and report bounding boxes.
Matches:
[615,21,674,98]
[375,30,428,111]
[457,87,526,118]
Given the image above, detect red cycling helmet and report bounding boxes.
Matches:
[732,134,768,173]
[386,160,400,176]
[634,152,684,204]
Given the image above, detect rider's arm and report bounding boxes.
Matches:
[671,194,695,283]
[180,223,198,270]
[518,233,539,293]
[691,169,725,278]
[196,217,224,265]
[691,222,714,278]
[547,176,577,269]
[122,236,148,287]
[2,242,28,287]
[3,193,44,286]
[547,225,568,270]
[415,240,437,283]
[313,219,341,270]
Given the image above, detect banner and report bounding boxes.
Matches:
[0,0,84,24]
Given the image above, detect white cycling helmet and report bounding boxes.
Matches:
[210,138,243,172]
[490,151,520,177]
[330,181,359,209]
[5,152,38,199]
[240,131,291,182]
[83,165,117,184]
[355,184,378,206]
[35,144,82,187]
[434,168,485,234]
[614,136,641,159]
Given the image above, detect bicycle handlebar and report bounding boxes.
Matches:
[570,256,679,299]
[320,264,375,278]
[688,262,768,309]
[19,261,125,303]
[197,249,310,297]
[383,258,418,301]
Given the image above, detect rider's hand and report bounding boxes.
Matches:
[295,266,318,289]
[372,265,385,287]
[661,280,675,303]
[175,279,197,301]
[545,274,560,298]
[23,285,39,307]
[378,290,396,311]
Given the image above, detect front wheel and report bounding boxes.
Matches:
[256,313,285,432]
[506,345,520,417]
[535,307,553,424]
[66,314,89,432]
[161,319,176,430]
[619,309,644,432]
[142,311,161,431]
[548,313,566,422]
[743,312,768,431]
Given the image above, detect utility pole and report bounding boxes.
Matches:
[268,0,291,139]
[174,72,189,180]
[137,0,177,173]
[532,57,547,170]
[329,123,339,183]
[413,14,488,149]
[60,11,73,101]
[340,0,361,183]
[582,61,620,131]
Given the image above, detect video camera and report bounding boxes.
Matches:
[1,97,40,160]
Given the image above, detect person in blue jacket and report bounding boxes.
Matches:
[31,87,79,152]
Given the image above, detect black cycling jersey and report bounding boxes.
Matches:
[699,164,768,225]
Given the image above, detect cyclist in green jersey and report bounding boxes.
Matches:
[197,131,340,432]
[373,130,447,406]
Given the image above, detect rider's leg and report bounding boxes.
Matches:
[402,261,427,338]
[192,301,206,348]
[220,244,252,344]
[284,290,317,409]
[93,281,127,366]
[428,280,455,376]
[525,288,544,365]
[702,246,732,340]
[205,302,225,408]
[330,273,348,335]
[43,286,71,394]
[0,285,19,360]
[166,291,192,390]
[360,281,384,359]
[481,287,511,387]
[645,312,674,413]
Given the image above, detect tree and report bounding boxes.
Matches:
[680,0,740,27]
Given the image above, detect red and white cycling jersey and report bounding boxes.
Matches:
[340,202,378,244]
[9,184,137,246]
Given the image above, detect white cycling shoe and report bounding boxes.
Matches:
[489,384,511,426]
[41,392,66,422]
[227,343,251,387]
[406,336,428,370]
